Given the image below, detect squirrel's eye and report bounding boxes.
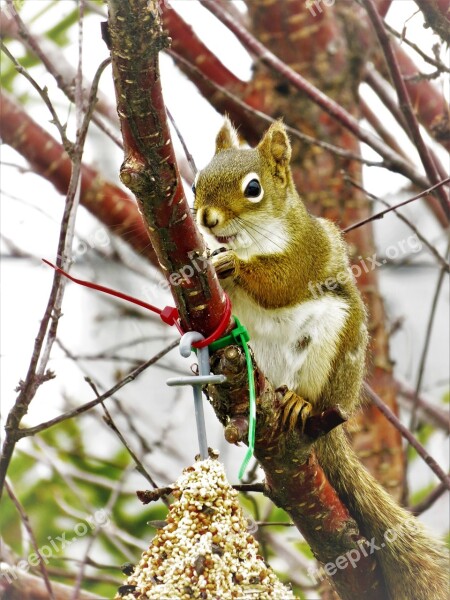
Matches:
[244,179,261,198]
[191,182,196,195]
[241,172,263,203]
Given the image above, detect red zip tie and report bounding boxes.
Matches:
[42,259,231,344]
[42,259,181,329]
[192,293,232,348]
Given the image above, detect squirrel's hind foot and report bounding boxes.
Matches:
[280,389,312,431]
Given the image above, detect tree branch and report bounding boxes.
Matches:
[409,481,449,516]
[105,0,227,336]
[343,176,450,271]
[396,378,450,432]
[1,7,121,151]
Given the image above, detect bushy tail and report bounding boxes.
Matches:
[315,428,449,600]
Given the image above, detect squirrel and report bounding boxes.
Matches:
[193,118,449,600]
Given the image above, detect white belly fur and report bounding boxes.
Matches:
[229,289,349,401]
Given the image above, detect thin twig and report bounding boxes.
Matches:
[0,53,112,498]
[409,481,449,516]
[71,438,126,600]
[84,377,170,506]
[383,21,450,74]
[233,483,265,493]
[37,61,111,379]
[166,107,197,175]
[364,65,450,191]
[0,160,34,173]
[344,176,450,271]
[364,383,450,490]
[19,340,179,439]
[0,41,70,150]
[5,480,56,600]
[254,521,295,527]
[28,437,138,565]
[56,336,185,455]
[2,5,121,146]
[343,177,450,233]
[396,378,450,432]
[24,440,122,494]
[75,335,158,355]
[359,98,410,161]
[364,66,412,141]
[410,245,449,431]
[99,397,166,495]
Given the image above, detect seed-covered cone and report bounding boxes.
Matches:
[117,455,296,599]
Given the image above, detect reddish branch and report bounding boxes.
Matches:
[105,0,227,336]
[0,91,157,265]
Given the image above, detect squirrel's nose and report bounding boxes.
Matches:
[202,208,219,229]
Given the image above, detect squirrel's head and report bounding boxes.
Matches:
[193,118,296,255]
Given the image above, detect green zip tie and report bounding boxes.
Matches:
[209,317,256,480]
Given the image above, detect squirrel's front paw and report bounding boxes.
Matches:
[279,389,312,431]
[211,249,239,279]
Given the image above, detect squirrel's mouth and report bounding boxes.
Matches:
[214,234,237,245]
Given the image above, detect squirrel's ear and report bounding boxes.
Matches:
[215,117,240,154]
[258,120,291,185]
